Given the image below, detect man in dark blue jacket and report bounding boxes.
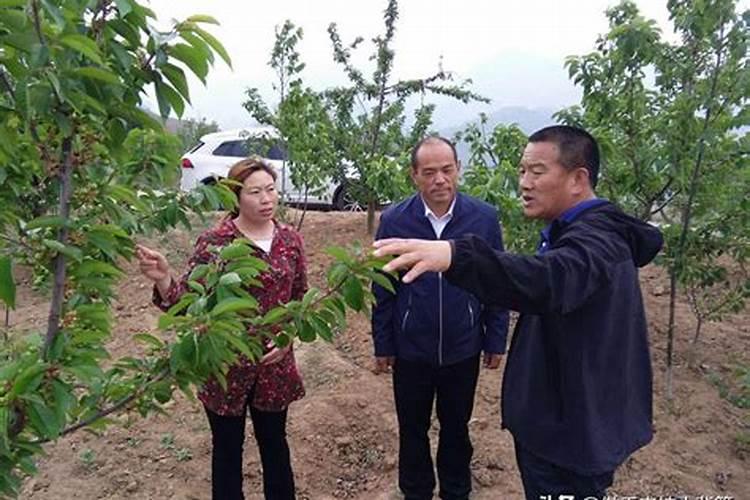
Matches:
[374,126,663,500]
[372,136,509,500]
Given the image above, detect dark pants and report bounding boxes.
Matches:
[514,439,614,500]
[393,355,481,500]
[205,404,295,500]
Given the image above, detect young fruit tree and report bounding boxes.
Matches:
[556,0,749,398]
[243,20,340,230]
[454,117,542,254]
[324,0,487,235]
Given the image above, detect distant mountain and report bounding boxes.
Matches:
[439,106,558,163]
[141,108,183,134]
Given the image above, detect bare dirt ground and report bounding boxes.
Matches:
[13,210,750,500]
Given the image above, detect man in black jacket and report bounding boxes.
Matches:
[372,136,509,500]
[373,126,663,500]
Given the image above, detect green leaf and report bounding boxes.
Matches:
[272,333,291,348]
[134,333,165,349]
[11,365,47,397]
[74,260,124,278]
[218,272,242,286]
[108,18,139,46]
[47,331,66,361]
[211,297,258,317]
[51,379,75,423]
[219,243,252,260]
[17,455,39,475]
[113,0,133,17]
[369,270,396,294]
[189,264,209,281]
[43,239,83,262]
[165,293,197,317]
[327,262,348,287]
[158,314,179,330]
[168,43,208,83]
[28,401,60,439]
[318,307,342,333]
[72,67,121,85]
[0,257,15,309]
[187,296,208,316]
[192,26,232,68]
[154,79,171,119]
[0,406,8,446]
[180,32,213,62]
[40,0,64,27]
[342,276,364,311]
[152,380,173,404]
[310,314,334,342]
[326,246,353,263]
[185,14,220,25]
[301,288,319,309]
[59,34,104,65]
[25,215,66,230]
[161,63,190,102]
[212,329,252,359]
[155,79,185,118]
[296,319,316,342]
[187,280,205,294]
[260,306,287,325]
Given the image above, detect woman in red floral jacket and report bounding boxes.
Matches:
[136,158,307,500]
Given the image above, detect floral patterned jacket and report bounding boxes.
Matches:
[153,218,307,416]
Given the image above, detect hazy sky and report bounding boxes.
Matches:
[142,0,740,130]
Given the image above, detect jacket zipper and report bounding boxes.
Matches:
[401,293,412,332]
[468,303,474,328]
[438,272,444,366]
[401,310,410,331]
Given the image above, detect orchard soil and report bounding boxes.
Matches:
[14,210,750,500]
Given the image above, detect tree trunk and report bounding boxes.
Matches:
[664,22,725,399]
[296,186,309,231]
[367,199,377,236]
[687,315,704,368]
[44,137,74,359]
[666,269,678,400]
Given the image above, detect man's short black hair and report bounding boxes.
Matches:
[410,136,458,170]
[528,125,600,188]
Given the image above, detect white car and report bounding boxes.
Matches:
[180,127,358,210]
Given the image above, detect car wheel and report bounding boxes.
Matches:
[332,183,362,212]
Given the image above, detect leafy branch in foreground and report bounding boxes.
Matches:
[0,239,391,496]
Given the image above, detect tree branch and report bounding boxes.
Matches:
[43,137,74,359]
[30,0,46,48]
[33,368,170,444]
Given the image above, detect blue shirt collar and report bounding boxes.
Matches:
[537,198,608,254]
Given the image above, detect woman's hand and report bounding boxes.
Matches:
[135,244,172,296]
[260,344,291,365]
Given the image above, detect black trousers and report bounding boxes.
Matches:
[205,404,295,500]
[514,439,614,500]
[392,355,481,500]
